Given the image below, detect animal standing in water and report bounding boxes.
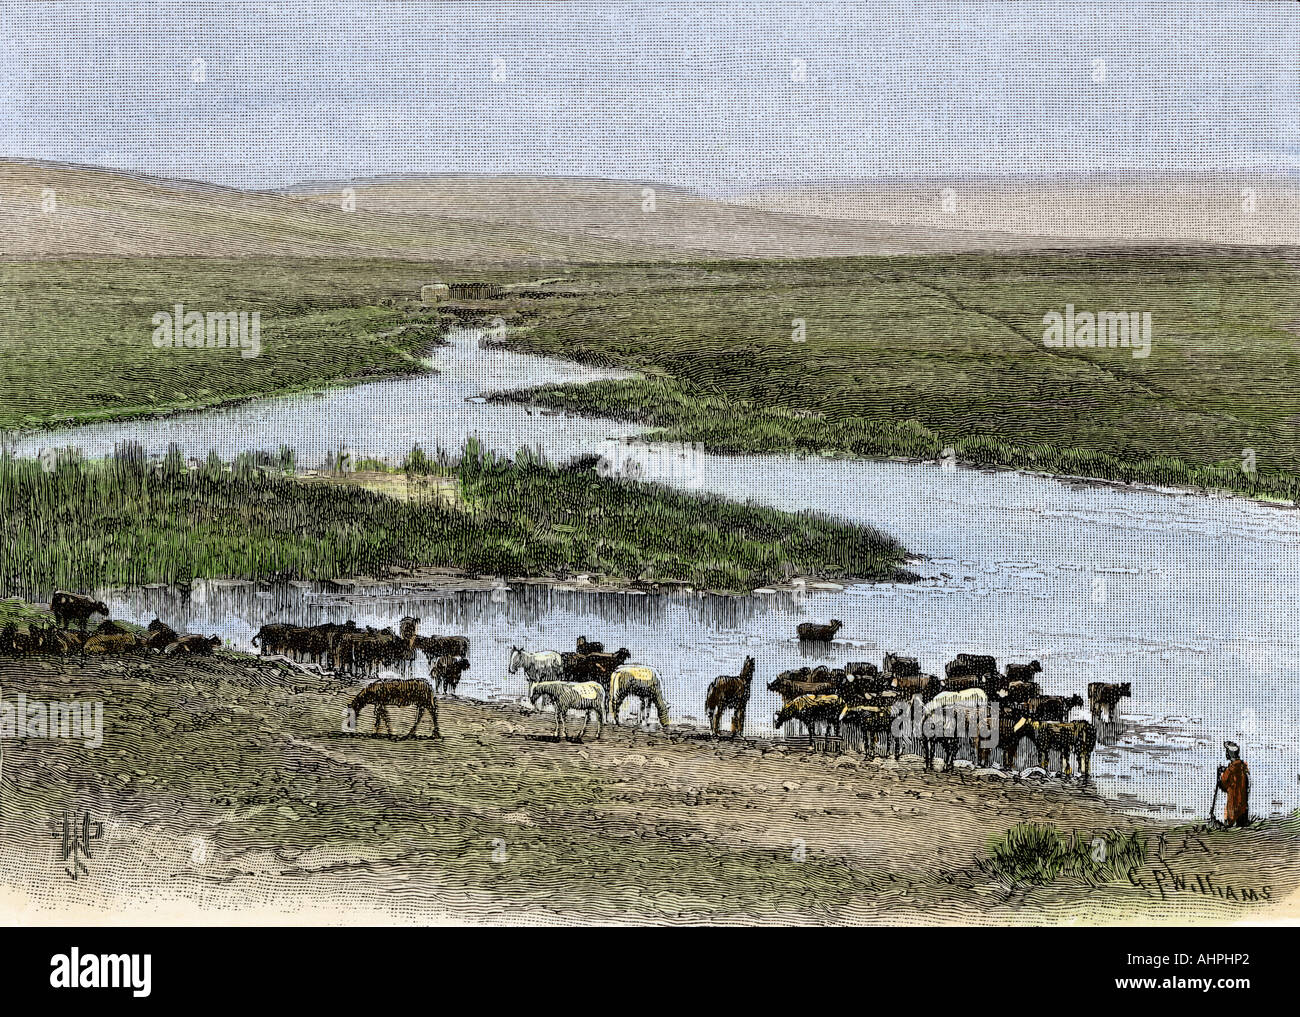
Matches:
[796,620,842,642]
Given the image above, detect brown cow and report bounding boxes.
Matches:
[775,694,845,739]
[796,620,842,642]
[83,632,143,655]
[431,655,471,694]
[1025,694,1085,723]
[840,700,902,759]
[891,673,941,702]
[883,652,920,679]
[1025,719,1097,775]
[945,653,997,681]
[1004,660,1043,684]
[1088,681,1132,724]
[561,647,630,683]
[415,634,470,663]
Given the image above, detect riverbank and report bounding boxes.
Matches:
[2,649,1295,925]
[0,443,911,599]
[495,376,1300,508]
[0,258,451,432]
[472,250,1300,503]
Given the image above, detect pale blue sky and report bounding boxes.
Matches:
[2,1,1296,190]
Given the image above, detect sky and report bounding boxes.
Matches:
[1,1,1297,191]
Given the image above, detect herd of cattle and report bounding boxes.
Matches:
[758,648,1132,775]
[0,592,220,657]
[3,595,1135,777]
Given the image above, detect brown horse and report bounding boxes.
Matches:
[348,677,441,738]
[705,656,756,738]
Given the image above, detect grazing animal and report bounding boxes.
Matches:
[32,626,84,655]
[1025,719,1097,775]
[143,627,179,652]
[997,707,1034,768]
[0,623,30,654]
[416,634,469,660]
[1025,694,1085,723]
[430,655,470,694]
[919,689,993,770]
[944,653,997,681]
[775,694,845,740]
[508,645,563,682]
[705,656,756,738]
[1004,660,1043,684]
[1087,681,1132,724]
[164,634,221,655]
[891,672,941,702]
[349,677,441,738]
[575,635,605,655]
[82,632,142,655]
[528,680,605,740]
[767,668,840,706]
[335,616,421,675]
[608,665,669,727]
[50,592,109,631]
[883,652,920,679]
[796,619,842,642]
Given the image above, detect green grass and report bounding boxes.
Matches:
[0,258,462,429]
[484,252,1300,492]
[8,252,1300,497]
[499,375,1300,501]
[979,823,1149,887]
[0,440,907,598]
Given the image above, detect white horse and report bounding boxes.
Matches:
[508,645,563,682]
[916,689,996,770]
[527,680,605,740]
[608,665,670,728]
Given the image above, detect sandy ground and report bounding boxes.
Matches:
[2,650,1297,926]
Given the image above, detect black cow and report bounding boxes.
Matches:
[50,591,109,631]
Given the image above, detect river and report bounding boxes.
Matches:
[15,328,1300,820]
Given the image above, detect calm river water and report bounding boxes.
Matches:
[17,329,1300,820]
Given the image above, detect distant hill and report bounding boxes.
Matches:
[5,160,1293,262]
[0,160,670,262]
[722,170,1300,247]
[283,172,1090,257]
